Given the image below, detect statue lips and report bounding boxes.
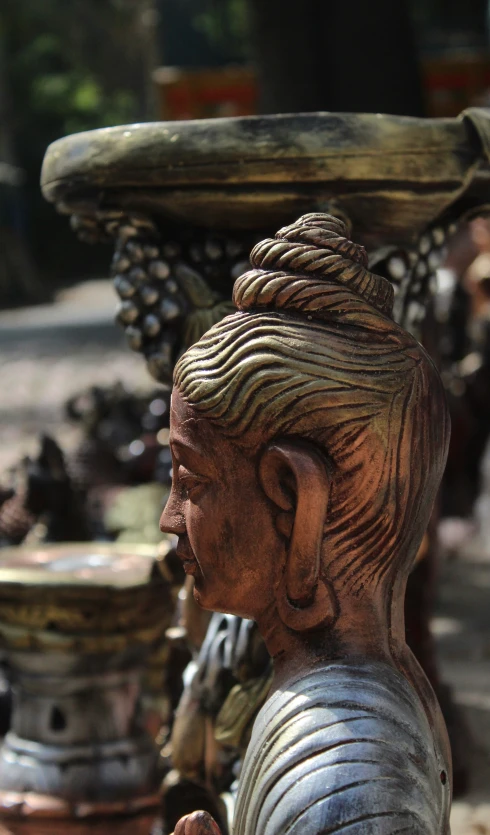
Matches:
[176,538,200,577]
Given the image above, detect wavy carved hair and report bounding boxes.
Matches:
[174,214,450,597]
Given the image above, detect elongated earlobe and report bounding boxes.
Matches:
[259,442,338,631]
[276,573,338,632]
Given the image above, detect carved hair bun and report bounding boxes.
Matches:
[233,213,394,318]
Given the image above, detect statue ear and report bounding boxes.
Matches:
[258,442,338,632]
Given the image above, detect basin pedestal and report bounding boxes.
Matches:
[0,544,174,834]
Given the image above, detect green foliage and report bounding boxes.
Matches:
[2,0,141,143]
[0,0,251,286]
[31,72,135,135]
[0,0,147,284]
[194,0,250,62]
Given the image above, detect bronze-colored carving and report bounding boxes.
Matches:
[162,610,270,833]
[160,214,452,834]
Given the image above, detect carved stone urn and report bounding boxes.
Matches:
[0,542,174,834]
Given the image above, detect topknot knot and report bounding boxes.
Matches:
[234,213,393,318]
[274,214,368,268]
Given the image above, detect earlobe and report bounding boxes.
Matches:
[276,575,338,632]
[259,442,338,632]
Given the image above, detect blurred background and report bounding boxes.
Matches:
[2,0,490,299]
[1,2,490,833]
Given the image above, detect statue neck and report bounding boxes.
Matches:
[256,581,451,780]
[257,590,398,695]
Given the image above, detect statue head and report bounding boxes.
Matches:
[161,214,450,654]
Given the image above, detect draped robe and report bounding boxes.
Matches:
[233,660,451,835]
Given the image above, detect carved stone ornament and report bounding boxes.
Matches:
[160,213,452,835]
[41,109,490,384]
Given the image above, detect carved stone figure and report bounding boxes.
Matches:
[160,214,452,835]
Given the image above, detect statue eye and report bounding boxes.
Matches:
[179,468,207,500]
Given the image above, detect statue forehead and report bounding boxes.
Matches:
[170,389,233,456]
[170,388,194,423]
[170,389,206,443]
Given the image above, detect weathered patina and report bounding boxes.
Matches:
[41,109,490,385]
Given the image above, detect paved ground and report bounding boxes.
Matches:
[0,282,489,833]
[0,281,154,473]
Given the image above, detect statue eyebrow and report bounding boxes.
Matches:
[170,438,209,465]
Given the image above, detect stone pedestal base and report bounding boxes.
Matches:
[0,544,174,834]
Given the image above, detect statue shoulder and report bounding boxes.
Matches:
[234,661,450,835]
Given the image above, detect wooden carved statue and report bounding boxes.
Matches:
[160,213,452,835]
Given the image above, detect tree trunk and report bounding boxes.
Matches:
[247,0,425,117]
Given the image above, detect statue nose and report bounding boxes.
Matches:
[159,490,186,535]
